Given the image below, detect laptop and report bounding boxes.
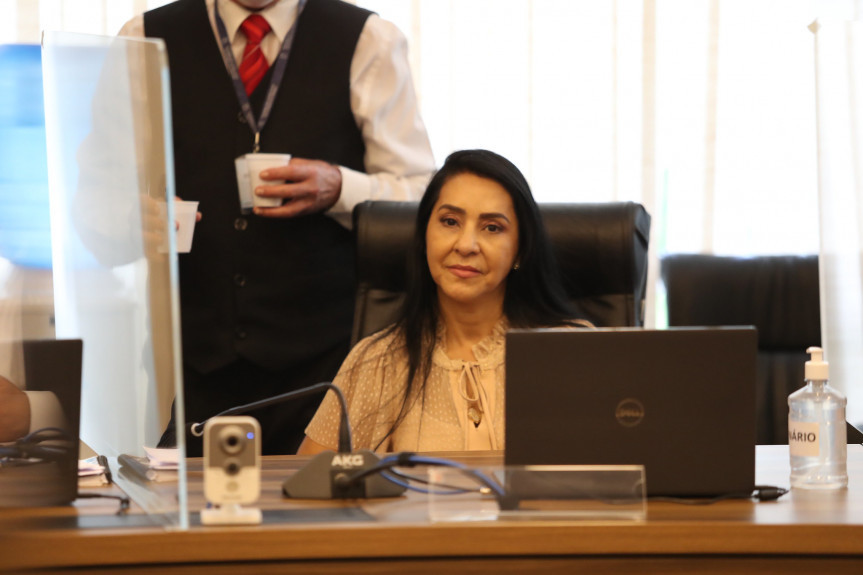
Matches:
[505,327,757,497]
[0,339,84,506]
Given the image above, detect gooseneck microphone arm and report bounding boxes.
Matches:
[189,382,352,453]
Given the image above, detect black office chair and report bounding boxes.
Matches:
[661,254,863,445]
[351,201,651,345]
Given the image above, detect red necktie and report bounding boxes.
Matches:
[238,14,271,95]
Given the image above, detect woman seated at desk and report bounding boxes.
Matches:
[298,149,590,454]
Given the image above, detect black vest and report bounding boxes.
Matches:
[145,0,371,373]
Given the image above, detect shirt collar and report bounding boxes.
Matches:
[215,0,299,43]
[432,317,509,369]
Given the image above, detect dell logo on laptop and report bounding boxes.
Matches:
[615,398,645,427]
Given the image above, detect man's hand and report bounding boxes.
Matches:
[252,158,342,218]
[139,196,204,259]
[0,375,30,442]
[175,196,203,225]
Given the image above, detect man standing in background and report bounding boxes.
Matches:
[120,0,435,455]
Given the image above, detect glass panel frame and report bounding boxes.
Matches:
[41,30,188,528]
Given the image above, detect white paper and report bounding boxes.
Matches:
[144,446,179,470]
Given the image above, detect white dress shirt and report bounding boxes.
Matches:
[120,0,435,217]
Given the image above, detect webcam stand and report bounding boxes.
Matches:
[201,503,262,526]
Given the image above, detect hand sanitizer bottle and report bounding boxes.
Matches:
[788,347,847,489]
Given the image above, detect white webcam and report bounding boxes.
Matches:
[201,415,262,525]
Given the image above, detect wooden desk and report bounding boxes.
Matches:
[1,445,862,574]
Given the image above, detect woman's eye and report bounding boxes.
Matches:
[486,223,502,233]
[441,217,458,227]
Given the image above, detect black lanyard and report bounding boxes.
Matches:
[214,0,307,152]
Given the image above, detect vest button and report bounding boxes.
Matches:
[237,111,246,124]
[234,328,247,340]
[233,274,246,287]
[234,217,248,231]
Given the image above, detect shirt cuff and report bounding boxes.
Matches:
[23,390,67,434]
[331,166,372,215]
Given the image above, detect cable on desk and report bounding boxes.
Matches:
[337,452,789,505]
[382,468,485,495]
[648,485,789,505]
[339,452,506,497]
[0,427,76,467]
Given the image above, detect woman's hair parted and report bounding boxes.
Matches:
[373,149,588,449]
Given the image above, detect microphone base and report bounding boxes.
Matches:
[282,450,406,499]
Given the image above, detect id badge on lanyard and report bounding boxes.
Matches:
[214,0,307,211]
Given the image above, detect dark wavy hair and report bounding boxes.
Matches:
[373,149,585,449]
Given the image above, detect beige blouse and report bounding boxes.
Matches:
[305,321,507,453]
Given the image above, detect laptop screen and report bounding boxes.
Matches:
[505,327,757,497]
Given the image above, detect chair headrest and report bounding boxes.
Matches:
[661,254,820,349]
[352,201,651,343]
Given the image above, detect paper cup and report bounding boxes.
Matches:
[174,200,198,253]
[246,153,291,208]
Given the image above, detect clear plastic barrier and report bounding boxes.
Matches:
[812,19,863,425]
[40,31,187,528]
[0,43,77,509]
[428,465,646,522]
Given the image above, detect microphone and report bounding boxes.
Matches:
[187,382,405,500]
[189,382,351,453]
[282,448,406,499]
